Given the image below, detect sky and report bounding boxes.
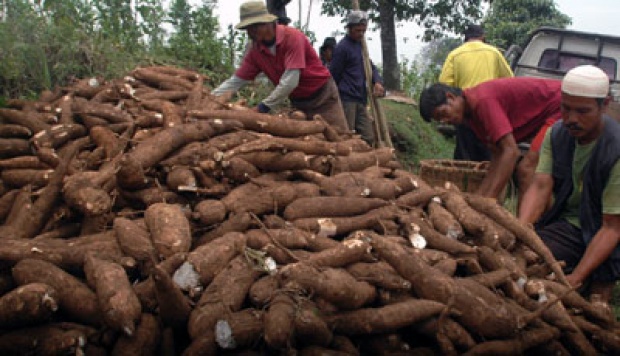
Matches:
[213,0,620,64]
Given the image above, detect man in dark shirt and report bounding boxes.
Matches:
[319,37,337,68]
[329,10,385,145]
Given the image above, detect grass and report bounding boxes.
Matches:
[379,99,455,171]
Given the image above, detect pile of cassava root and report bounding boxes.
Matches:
[0,65,618,355]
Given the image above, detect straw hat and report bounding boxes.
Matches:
[236,1,278,30]
[562,65,610,98]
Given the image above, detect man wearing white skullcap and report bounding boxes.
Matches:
[520,65,620,303]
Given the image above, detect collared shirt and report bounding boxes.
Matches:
[439,40,514,89]
[464,77,562,145]
[235,24,330,99]
[330,36,382,104]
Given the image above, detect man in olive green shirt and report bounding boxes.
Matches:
[535,130,620,229]
[519,65,620,303]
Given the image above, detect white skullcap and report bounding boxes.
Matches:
[561,65,610,98]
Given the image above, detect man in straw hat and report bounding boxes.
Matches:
[212,1,348,131]
[519,65,620,303]
[419,77,562,201]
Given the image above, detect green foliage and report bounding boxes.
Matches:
[321,0,486,90]
[237,77,276,107]
[93,0,141,47]
[135,0,168,50]
[399,36,459,100]
[419,37,461,68]
[223,24,249,69]
[483,0,572,49]
[0,0,50,97]
[320,0,486,40]
[0,0,243,99]
[0,0,149,97]
[165,0,231,76]
[381,99,454,170]
[400,58,438,99]
[295,22,317,46]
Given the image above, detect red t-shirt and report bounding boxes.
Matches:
[235,25,330,99]
[464,77,562,145]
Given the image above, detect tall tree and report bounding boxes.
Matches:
[483,0,571,50]
[167,0,229,74]
[135,0,166,50]
[419,36,461,69]
[93,0,141,47]
[321,0,485,90]
[377,0,398,91]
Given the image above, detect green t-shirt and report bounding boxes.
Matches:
[537,129,620,228]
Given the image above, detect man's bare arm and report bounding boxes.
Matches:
[567,214,620,287]
[476,133,520,199]
[518,172,554,224]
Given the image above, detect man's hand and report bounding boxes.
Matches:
[254,102,270,113]
[566,273,584,289]
[373,83,385,97]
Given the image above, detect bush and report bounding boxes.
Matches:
[0,0,239,100]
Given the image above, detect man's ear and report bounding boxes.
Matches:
[445,91,456,102]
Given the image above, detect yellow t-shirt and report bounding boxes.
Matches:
[439,41,514,89]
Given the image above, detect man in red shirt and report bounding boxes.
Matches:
[212,1,348,131]
[419,77,562,200]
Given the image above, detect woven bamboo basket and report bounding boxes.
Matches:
[418,159,489,192]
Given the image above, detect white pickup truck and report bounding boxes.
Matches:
[505,26,620,121]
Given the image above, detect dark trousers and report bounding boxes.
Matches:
[342,101,375,146]
[454,124,491,161]
[537,219,620,282]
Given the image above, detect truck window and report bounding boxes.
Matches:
[538,49,617,80]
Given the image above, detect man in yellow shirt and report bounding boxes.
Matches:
[439,24,514,161]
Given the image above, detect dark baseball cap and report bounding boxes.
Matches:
[464,24,484,40]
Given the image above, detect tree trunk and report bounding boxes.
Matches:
[378,0,400,91]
